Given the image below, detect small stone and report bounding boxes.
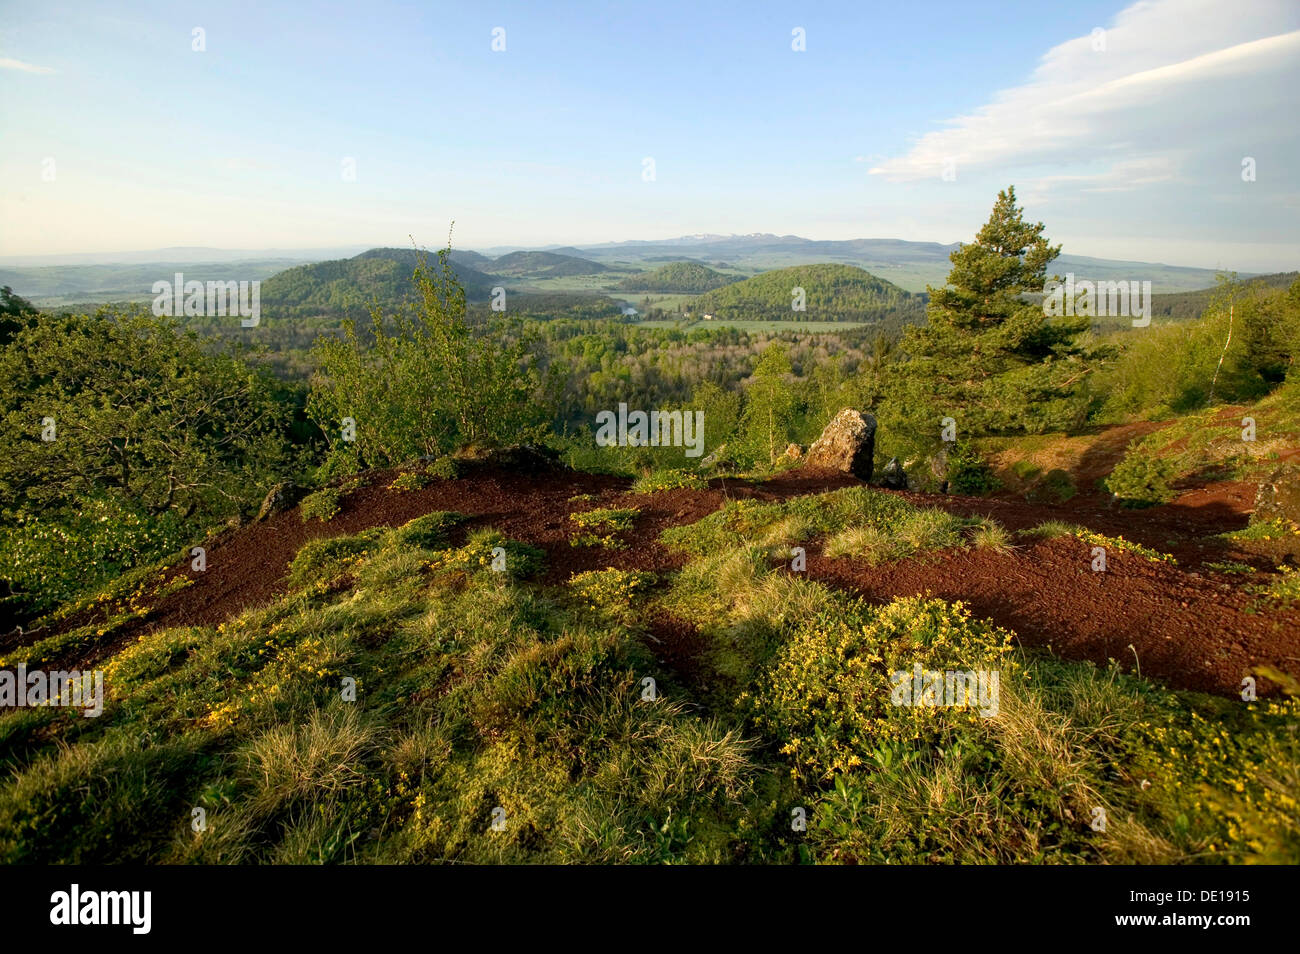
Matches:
[878,457,907,489]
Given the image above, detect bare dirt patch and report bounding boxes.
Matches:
[19,450,1298,698]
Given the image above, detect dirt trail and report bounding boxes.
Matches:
[15,461,1299,698]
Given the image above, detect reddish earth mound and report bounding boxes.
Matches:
[16,462,1299,699]
[807,539,1297,697]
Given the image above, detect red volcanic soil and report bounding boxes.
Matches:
[12,458,1299,699]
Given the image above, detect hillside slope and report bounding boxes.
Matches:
[489,250,610,278]
[260,249,496,316]
[1146,271,1299,321]
[618,261,733,293]
[3,445,1297,865]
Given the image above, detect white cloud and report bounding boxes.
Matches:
[869,0,1300,185]
[0,57,56,74]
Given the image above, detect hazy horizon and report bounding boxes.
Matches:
[0,230,1287,276]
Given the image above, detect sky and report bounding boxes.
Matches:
[1,0,1297,270]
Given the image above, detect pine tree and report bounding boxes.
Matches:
[886,186,1091,449]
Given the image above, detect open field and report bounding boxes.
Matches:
[634,317,873,331]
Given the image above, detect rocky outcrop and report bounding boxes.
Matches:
[784,443,804,460]
[878,456,907,490]
[804,409,877,480]
[452,443,563,474]
[700,444,732,471]
[930,445,952,494]
[1254,463,1300,525]
[254,481,306,522]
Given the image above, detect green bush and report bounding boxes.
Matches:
[568,568,656,621]
[631,469,705,493]
[389,471,430,492]
[0,307,293,521]
[387,512,463,550]
[743,595,1018,782]
[1094,276,1299,420]
[426,456,459,480]
[300,487,342,522]
[946,445,1001,496]
[425,528,544,579]
[1011,460,1042,482]
[0,492,191,618]
[1104,452,1178,507]
[287,531,384,589]
[307,248,549,467]
[570,507,640,549]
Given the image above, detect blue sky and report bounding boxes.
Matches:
[1,0,1297,269]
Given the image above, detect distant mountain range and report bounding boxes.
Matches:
[0,246,368,267]
[554,235,1247,295]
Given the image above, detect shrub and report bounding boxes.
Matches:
[1104,452,1178,507]
[0,307,293,522]
[946,445,1001,496]
[426,456,459,480]
[1219,516,1300,542]
[743,596,1018,782]
[425,528,544,579]
[389,471,430,492]
[1252,565,1300,604]
[1011,460,1042,482]
[300,487,342,523]
[0,492,191,618]
[1095,276,1300,419]
[1035,467,1077,503]
[568,568,656,619]
[1074,529,1176,564]
[631,470,705,493]
[569,508,639,549]
[387,512,463,550]
[307,248,549,467]
[287,531,384,589]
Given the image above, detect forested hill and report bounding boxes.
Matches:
[260,249,496,317]
[489,250,611,277]
[1147,271,1299,321]
[618,261,733,293]
[691,263,926,328]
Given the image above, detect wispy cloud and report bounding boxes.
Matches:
[0,57,56,74]
[869,0,1300,188]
